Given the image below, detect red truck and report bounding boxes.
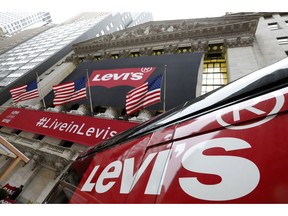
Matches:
[44,57,288,203]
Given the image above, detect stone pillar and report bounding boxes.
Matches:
[0,156,11,184]
[226,46,260,81]
[0,157,21,183]
[5,159,38,187]
[20,166,57,203]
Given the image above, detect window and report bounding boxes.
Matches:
[36,134,45,140]
[277,36,288,45]
[20,64,36,70]
[13,129,22,135]
[201,44,228,95]
[152,49,164,55]
[201,59,228,95]
[285,51,288,56]
[31,57,46,62]
[129,52,140,58]
[7,72,24,78]
[268,22,280,30]
[61,140,74,148]
[178,47,191,53]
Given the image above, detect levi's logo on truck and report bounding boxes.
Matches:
[80,138,260,201]
[217,91,285,130]
[88,67,156,88]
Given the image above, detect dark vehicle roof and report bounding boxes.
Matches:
[81,57,288,158]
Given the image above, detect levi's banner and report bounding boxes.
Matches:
[89,67,156,88]
[0,108,138,147]
[44,52,204,109]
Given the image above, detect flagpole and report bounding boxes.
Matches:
[36,72,46,109]
[86,69,94,117]
[163,64,167,112]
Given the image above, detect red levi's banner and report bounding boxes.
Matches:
[89,67,156,88]
[0,108,138,147]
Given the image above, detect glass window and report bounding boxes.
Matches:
[7,73,24,78]
[8,66,20,71]
[277,36,288,45]
[201,47,228,96]
[31,57,46,62]
[268,22,280,30]
[20,64,37,70]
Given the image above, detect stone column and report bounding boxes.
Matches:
[0,157,22,182]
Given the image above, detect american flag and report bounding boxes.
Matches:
[52,77,87,106]
[9,80,39,104]
[126,74,163,115]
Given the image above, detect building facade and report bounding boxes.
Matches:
[0,12,288,203]
[0,12,52,36]
[0,12,153,103]
[0,12,153,203]
[70,12,288,94]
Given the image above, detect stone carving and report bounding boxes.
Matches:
[71,16,259,59]
[32,154,43,170]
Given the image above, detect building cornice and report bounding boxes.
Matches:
[71,15,259,61]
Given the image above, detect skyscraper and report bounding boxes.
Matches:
[0,12,52,36]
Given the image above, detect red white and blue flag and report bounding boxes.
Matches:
[126,74,163,115]
[52,77,87,106]
[9,80,39,104]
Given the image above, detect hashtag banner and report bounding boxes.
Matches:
[0,107,138,147]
